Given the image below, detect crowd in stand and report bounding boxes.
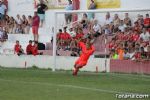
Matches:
[1,0,150,60]
[108,13,150,61]
[0,14,34,42]
[57,11,150,60]
[0,0,7,41]
[0,0,48,42]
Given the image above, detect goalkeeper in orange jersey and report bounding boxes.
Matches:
[73,37,95,76]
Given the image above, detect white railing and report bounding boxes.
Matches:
[55,8,150,14]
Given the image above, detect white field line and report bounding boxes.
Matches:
[0,68,150,81]
[0,78,147,95]
[108,73,150,82]
[1,68,150,78]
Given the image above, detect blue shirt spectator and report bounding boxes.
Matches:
[65,3,73,10]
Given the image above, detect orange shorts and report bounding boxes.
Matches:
[75,58,87,67]
[32,26,39,34]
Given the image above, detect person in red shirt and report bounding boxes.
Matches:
[73,38,95,76]
[32,12,40,41]
[14,40,23,56]
[75,28,84,40]
[14,40,20,54]
[26,40,33,55]
[57,29,63,50]
[144,14,150,28]
[133,21,142,33]
[108,39,115,51]
[131,30,140,42]
[132,48,141,61]
[32,41,38,56]
[62,27,71,50]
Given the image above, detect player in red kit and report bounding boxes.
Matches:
[73,38,95,76]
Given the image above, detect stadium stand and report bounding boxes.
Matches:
[0,0,149,61]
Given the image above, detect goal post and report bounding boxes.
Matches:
[52,8,150,72]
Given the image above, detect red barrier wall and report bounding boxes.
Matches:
[110,60,150,74]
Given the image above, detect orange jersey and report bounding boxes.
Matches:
[79,42,95,61]
[75,42,95,66]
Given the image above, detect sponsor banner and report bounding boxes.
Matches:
[88,0,121,9]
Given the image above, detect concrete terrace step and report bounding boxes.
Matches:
[8,34,52,43]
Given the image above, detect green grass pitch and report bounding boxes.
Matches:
[0,68,150,100]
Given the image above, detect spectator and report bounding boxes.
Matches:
[140,47,147,60]
[119,20,126,32]
[15,14,22,25]
[14,40,23,56]
[27,15,32,26]
[3,0,8,11]
[22,15,28,34]
[139,15,144,26]
[113,14,120,31]
[117,43,124,60]
[144,14,150,28]
[133,21,142,33]
[124,13,131,26]
[104,24,111,35]
[0,0,6,21]
[26,40,33,55]
[93,19,101,33]
[140,28,150,42]
[32,41,38,56]
[2,26,8,40]
[131,30,140,42]
[0,26,3,40]
[32,12,40,41]
[91,20,101,37]
[72,0,80,24]
[65,0,73,24]
[62,27,71,50]
[70,38,77,52]
[4,14,9,25]
[8,17,16,34]
[123,49,130,60]
[88,0,96,20]
[132,47,141,61]
[57,29,63,50]
[19,45,24,54]
[69,27,76,37]
[37,0,48,27]
[81,13,89,34]
[26,15,32,34]
[75,28,84,40]
[105,12,113,25]
[110,50,118,59]
[15,24,24,34]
